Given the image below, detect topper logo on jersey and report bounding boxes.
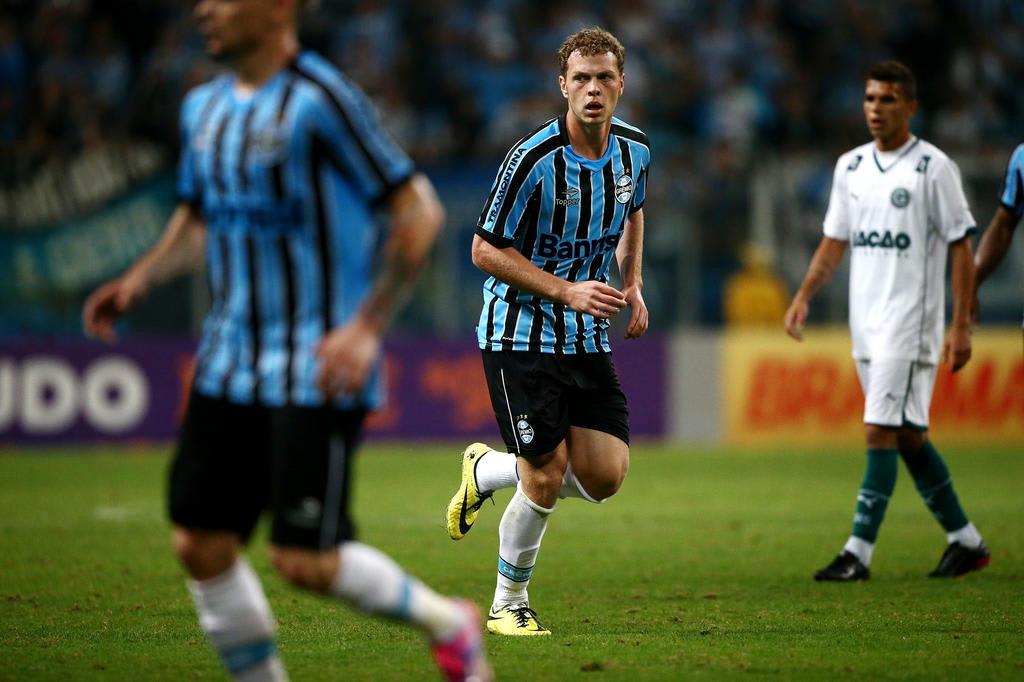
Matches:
[890,188,911,208]
[851,230,912,251]
[536,232,621,260]
[556,187,581,207]
[614,174,634,204]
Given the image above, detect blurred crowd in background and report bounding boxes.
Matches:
[2,0,1023,333]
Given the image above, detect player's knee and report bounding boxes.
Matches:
[268,546,334,593]
[172,529,237,580]
[864,424,897,449]
[577,463,627,501]
[897,429,927,454]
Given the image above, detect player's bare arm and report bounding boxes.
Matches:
[615,208,648,339]
[317,173,443,396]
[83,202,206,342]
[943,236,975,373]
[784,236,848,341]
[471,235,626,319]
[973,205,1020,320]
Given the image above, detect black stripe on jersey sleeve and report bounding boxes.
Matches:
[475,225,515,248]
[270,77,296,201]
[290,62,413,201]
[630,167,647,214]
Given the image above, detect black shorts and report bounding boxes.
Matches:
[168,390,366,550]
[481,350,629,457]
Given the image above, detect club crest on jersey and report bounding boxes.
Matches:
[614,174,634,204]
[556,186,581,207]
[249,128,287,163]
[890,187,911,208]
[515,415,535,444]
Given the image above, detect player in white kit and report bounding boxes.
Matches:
[784,61,990,581]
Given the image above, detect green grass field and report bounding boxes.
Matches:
[1,443,1021,681]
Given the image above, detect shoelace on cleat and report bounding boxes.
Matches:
[511,606,539,628]
[472,492,494,512]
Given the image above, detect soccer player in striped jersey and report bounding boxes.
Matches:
[974,143,1023,323]
[784,61,989,582]
[82,1,490,680]
[443,28,650,635]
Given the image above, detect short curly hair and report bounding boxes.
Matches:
[558,27,625,76]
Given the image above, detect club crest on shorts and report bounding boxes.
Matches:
[515,415,535,444]
[614,174,634,204]
[890,187,911,208]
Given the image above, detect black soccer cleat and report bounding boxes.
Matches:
[814,550,870,582]
[928,541,991,578]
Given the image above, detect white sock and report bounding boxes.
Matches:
[493,485,554,610]
[475,449,518,494]
[558,463,602,503]
[843,536,875,566]
[947,522,983,549]
[188,558,288,682]
[329,541,464,641]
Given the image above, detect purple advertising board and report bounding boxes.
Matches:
[0,337,666,445]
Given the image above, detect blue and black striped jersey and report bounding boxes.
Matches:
[999,143,1024,219]
[475,114,650,353]
[176,50,414,408]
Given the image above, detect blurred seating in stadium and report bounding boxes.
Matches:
[2,0,1023,335]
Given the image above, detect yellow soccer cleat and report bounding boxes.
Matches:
[446,443,494,540]
[485,604,551,636]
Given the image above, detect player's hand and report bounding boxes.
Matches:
[622,284,648,339]
[82,271,148,343]
[783,297,809,341]
[316,316,382,397]
[563,281,626,319]
[942,325,972,373]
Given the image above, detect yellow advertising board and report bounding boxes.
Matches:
[722,327,1023,446]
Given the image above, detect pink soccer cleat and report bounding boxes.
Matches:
[430,600,493,682]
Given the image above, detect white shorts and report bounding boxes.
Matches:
[855,359,936,429]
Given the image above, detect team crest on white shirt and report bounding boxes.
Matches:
[890,187,911,208]
[614,174,634,204]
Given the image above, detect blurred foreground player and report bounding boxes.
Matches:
[784,61,989,581]
[82,1,490,679]
[444,28,651,635]
[974,143,1023,323]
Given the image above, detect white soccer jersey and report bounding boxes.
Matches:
[823,136,976,363]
